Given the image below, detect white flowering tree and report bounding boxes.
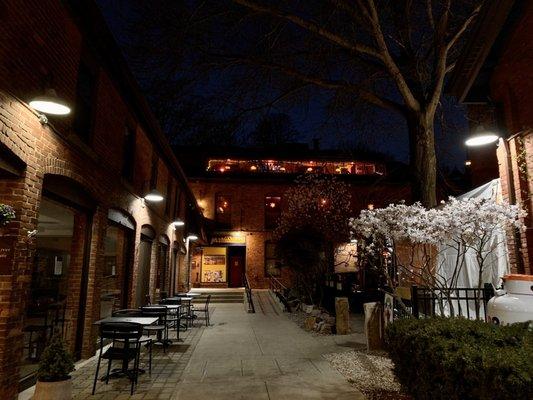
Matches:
[275,174,352,304]
[350,198,525,317]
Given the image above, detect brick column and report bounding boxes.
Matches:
[497,131,533,274]
[0,171,40,400]
[80,208,106,358]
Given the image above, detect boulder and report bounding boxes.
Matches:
[310,309,321,317]
[335,297,351,335]
[364,302,384,351]
[319,323,333,334]
[304,316,317,331]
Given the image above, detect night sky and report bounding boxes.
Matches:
[97,1,470,171]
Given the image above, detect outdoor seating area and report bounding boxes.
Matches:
[90,293,211,396]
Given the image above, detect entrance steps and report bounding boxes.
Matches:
[189,288,245,303]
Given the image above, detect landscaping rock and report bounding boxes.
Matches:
[310,309,321,317]
[364,302,384,351]
[304,316,317,331]
[319,323,333,334]
[335,297,351,335]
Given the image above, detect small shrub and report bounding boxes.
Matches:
[385,317,533,400]
[37,335,75,382]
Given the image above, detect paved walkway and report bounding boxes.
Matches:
[174,292,366,400]
[20,292,366,399]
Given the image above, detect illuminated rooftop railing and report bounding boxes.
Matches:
[206,159,385,176]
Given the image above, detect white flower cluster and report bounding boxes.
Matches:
[350,197,525,248]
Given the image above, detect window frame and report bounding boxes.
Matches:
[214,193,232,229]
[264,195,282,230]
[264,241,281,277]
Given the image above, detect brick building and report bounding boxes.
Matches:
[0,0,203,397]
[449,0,532,273]
[177,145,410,289]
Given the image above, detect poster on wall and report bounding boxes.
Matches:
[202,247,227,283]
[334,243,358,273]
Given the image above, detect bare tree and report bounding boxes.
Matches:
[110,0,483,206]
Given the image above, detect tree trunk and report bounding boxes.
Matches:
[407,111,437,208]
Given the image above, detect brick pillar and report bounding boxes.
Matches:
[65,212,88,354]
[80,208,106,359]
[148,241,158,302]
[0,172,40,400]
[497,131,533,274]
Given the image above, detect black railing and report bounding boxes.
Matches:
[243,273,255,313]
[268,274,292,312]
[411,284,494,321]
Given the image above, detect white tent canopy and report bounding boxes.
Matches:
[435,179,509,318]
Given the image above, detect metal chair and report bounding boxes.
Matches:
[111,309,153,373]
[92,322,143,395]
[111,308,153,375]
[144,294,152,305]
[160,298,182,340]
[193,294,211,326]
[140,306,169,351]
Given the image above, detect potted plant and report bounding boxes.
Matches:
[33,335,75,400]
[0,203,15,227]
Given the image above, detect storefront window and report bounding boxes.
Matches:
[265,196,281,229]
[202,247,227,283]
[100,224,132,319]
[265,241,281,277]
[21,198,82,380]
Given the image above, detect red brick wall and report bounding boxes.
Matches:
[490,2,533,274]
[497,132,533,274]
[0,1,194,397]
[189,179,409,289]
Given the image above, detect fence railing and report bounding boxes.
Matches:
[268,274,292,312]
[243,273,255,313]
[411,284,494,321]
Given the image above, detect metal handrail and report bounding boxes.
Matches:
[268,274,287,294]
[243,273,255,313]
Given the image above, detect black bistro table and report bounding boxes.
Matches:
[94,316,158,379]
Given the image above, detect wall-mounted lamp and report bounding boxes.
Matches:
[465,126,499,147]
[172,219,185,227]
[187,234,198,241]
[144,189,164,202]
[29,88,71,117]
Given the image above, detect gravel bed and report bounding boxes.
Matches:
[324,350,410,400]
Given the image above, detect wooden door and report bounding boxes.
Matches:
[229,256,244,287]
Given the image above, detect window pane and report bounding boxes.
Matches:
[215,194,232,228]
[265,196,281,229]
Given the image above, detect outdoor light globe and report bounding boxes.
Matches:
[29,89,71,115]
[144,189,164,202]
[465,134,499,147]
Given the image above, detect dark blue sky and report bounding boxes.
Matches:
[97,1,470,170]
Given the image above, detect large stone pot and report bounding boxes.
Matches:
[487,274,533,325]
[33,378,72,400]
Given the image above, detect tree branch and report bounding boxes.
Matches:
[232,0,382,59]
[446,4,482,51]
[363,0,421,111]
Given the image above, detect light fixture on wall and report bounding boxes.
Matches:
[172,219,185,227]
[187,234,198,241]
[144,189,164,202]
[29,88,71,117]
[465,126,500,147]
